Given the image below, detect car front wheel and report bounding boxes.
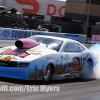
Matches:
[44,64,52,81]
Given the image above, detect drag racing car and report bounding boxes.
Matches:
[0,35,98,81]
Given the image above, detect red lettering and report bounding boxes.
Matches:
[16,0,39,14]
[59,6,65,17]
[47,4,57,16]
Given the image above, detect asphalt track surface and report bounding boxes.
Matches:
[0,40,100,100]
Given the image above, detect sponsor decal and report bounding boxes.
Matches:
[67,62,79,67]
[2,30,11,38]
[27,50,42,55]
[92,35,100,42]
[18,52,29,57]
[11,29,55,39]
[47,4,65,17]
[54,56,83,75]
[31,53,40,55]
[54,74,63,80]
[70,73,75,78]
[16,0,65,17]
[11,30,31,38]
[65,66,73,72]
[89,35,100,43]
[0,55,18,61]
[64,75,71,79]
[32,31,55,36]
[55,73,73,80]
[0,56,12,61]
[65,61,82,72]
[0,49,29,58]
[16,0,39,14]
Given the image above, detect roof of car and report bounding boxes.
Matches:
[31,35,77,42]
[29,35,88,50]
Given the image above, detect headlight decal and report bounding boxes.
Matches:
[0,61,29,68]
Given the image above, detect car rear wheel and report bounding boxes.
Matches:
[44,64,52,81]
[82,58,94,79]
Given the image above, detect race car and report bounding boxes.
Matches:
[0,35,99,81]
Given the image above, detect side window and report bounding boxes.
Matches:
[63,45,70,52]
[78,43,86,51]
[63,42,80,52]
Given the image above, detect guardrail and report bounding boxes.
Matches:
[0,27,88,43]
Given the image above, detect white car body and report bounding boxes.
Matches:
[0,35,98,81]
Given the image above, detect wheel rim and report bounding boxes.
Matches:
[44,70,50,79]
[44,66,51,81]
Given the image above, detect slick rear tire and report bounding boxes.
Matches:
[43,64,52,82]
[82,58,94,79]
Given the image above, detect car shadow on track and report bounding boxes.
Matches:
[0,77,95,85]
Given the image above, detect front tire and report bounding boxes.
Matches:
[43,64,52,81]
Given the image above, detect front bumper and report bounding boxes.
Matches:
[0,67,29,80]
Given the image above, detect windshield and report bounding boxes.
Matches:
[29,36,63,51]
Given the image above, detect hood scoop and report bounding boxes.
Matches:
[15,38,39,49]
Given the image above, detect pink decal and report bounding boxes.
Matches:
[46,57,53,62]
[46,57,52,60]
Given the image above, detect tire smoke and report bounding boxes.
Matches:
[88,44,100,79]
